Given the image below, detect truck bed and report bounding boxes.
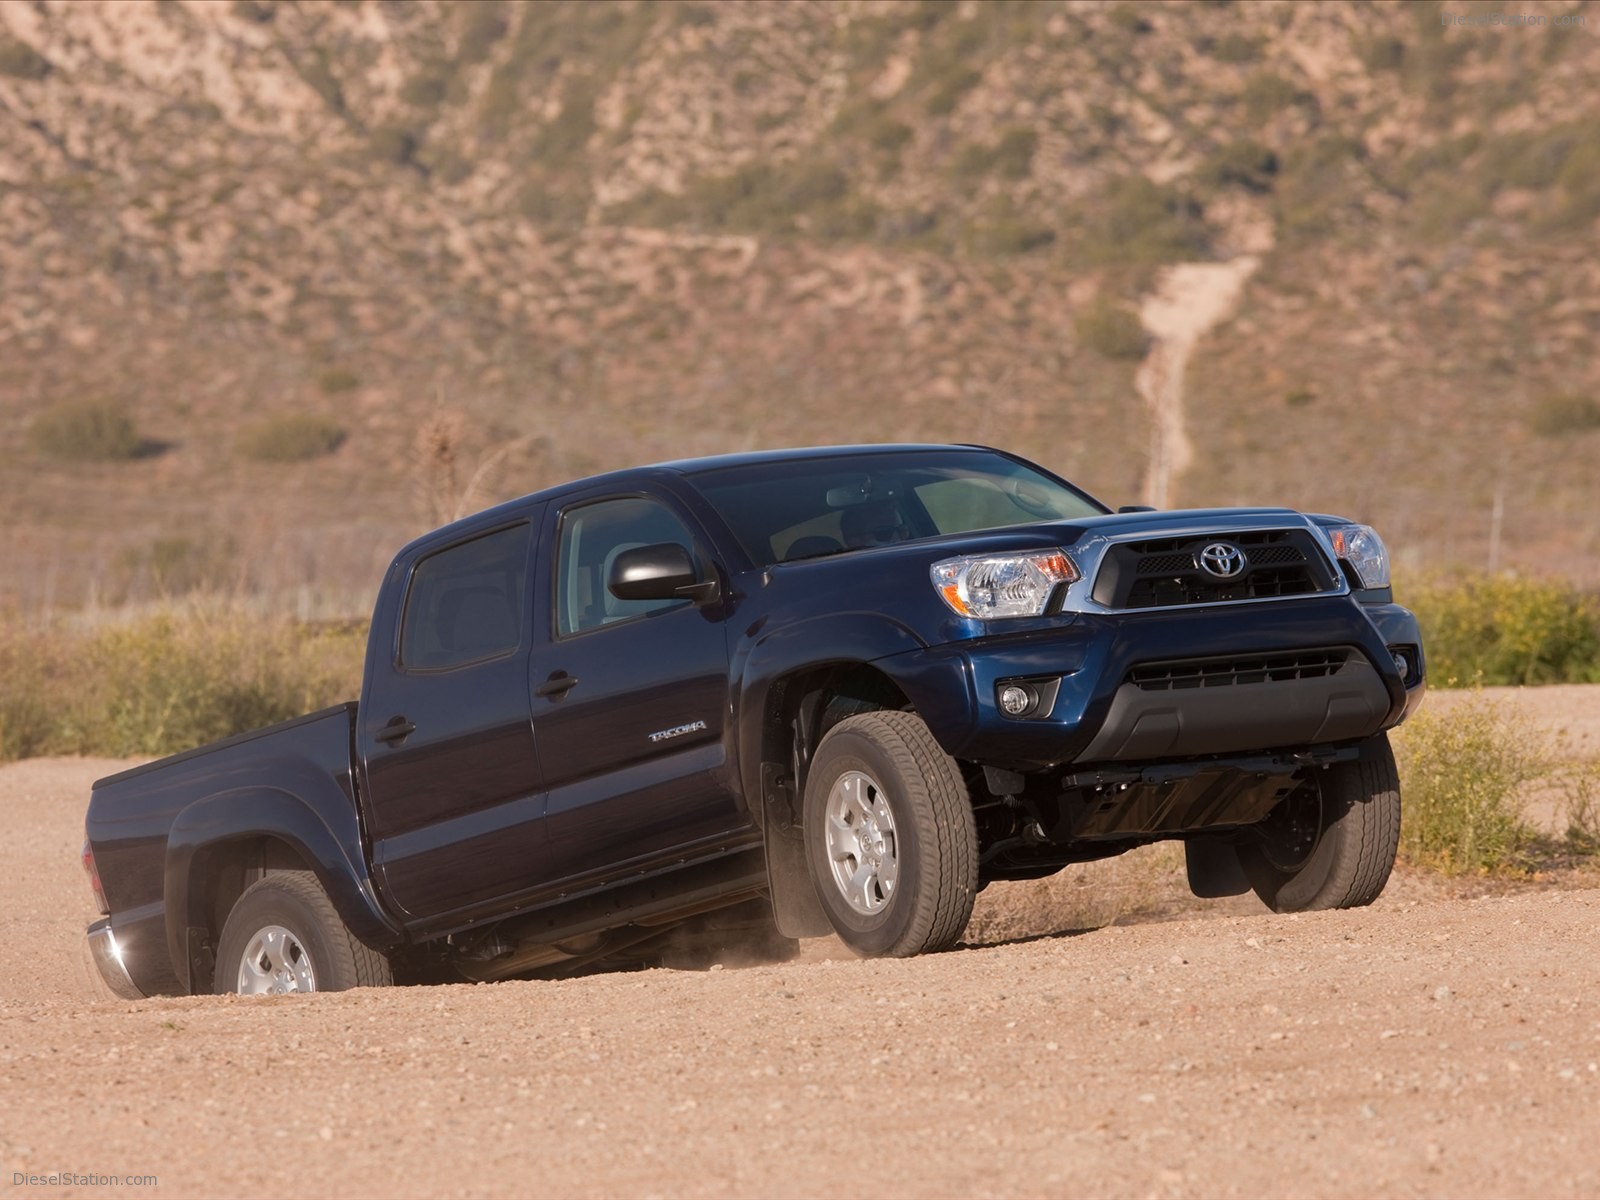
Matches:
[85,703,362,996]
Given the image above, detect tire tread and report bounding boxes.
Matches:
[810,711,978,957]
[216,869,392,993]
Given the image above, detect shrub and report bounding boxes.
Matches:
[924,66,981,116]
[1559,763,1600,856]
[1204,34,1262,63]
[963,199,1056,257]
[317,367,360,394]
[1393,694,1540,874]
[230,0,275,24]
[0,38,51,80]
[1356,35,1406,72]
[0,606,367,762]
[458,1,509,63]
[29,400,144,461]
[994,127,1038,180]
[1274,134,1365,239]
[1528,393,1600,437]
[1410,574,1600,686]
[239,413,345,463]
[1241,72,1311,124]
[1083,175,1210,265]
[953,128,1037,180]
[370,124,421,166]
[1075,298,1148,360]
[1201,139,1279,193]
[1107,4,1151,35]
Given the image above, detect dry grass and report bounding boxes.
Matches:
[0,603,365,762]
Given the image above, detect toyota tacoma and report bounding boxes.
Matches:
[83,444,1425,996]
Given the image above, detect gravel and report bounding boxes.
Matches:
[4,690,1600,1198]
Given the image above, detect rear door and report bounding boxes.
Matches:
[360,517,551,923]
[530,489,749,885]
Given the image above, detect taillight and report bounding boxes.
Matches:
[82,838,109,915]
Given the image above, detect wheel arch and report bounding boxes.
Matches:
[164,788,403,994]
[746,659,922,939]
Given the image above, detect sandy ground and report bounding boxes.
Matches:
[3,688,1600,1198]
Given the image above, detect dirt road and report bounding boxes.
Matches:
[4,705,1599,1198]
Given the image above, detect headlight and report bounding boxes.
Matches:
[1329,524,1391,589]
[930,550,1079,618]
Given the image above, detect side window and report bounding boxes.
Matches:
[400,524,529,670]
[557,497,697,637]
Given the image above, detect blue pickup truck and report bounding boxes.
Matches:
[83,444,1425,997]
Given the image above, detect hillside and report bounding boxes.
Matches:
[2,0,1598,614]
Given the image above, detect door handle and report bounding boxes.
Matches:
[535,674,579,698]
[374,718,417,744]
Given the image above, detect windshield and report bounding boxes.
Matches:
[687,449,1106,567]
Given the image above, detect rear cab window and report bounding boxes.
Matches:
[399,523,530,670]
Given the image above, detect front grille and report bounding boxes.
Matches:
[1128,648,1352,691]
[1091,528,1339,610]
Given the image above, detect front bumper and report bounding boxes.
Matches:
[884,595,1425,770]
[87,918,146,1000]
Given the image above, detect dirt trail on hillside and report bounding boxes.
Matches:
[1136,258,1259,509]
[4,690,1600,1198]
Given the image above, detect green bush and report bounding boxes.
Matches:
[1393,693,1539,874]
[963,198,1055,257]
[1528,393,1600,437]
[0,607,366,761]
[1204,34,1262,64]
[1410,574,1600,686]
[924,66,981,116]
[1083,175,1209,266]
[239,413,345,463]
[1201,139,1278,193]
[458,1,509,62]
[1075,298,1148,360]
[0,38,51,80]
[29,401,144,462]
[623,159,880,243]
[1356,35,1406,72]
[1241,72,1312,124]
[317,367,360,394]
[1274,135,1366,239]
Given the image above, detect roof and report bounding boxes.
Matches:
[394,443,1000,559]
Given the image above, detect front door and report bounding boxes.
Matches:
[532,492,747,886]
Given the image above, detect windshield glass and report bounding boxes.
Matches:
[687,449,1106,567]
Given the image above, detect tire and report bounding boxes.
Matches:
[1238,734,1401,913]
[803,711,978,957]
[214,870,393,995]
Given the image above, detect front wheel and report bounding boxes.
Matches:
[1239,734,1402,912]
[803,711,978,957]
[214,870,393,995]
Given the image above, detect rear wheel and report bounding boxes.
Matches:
[214,870,392,995]
[1239,734,1401,912]
[803,711,978,957]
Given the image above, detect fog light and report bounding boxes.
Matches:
[1392,651,1409,681]
[998,684,1036,717]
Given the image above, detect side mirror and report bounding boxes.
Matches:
[607,543,720,605]
[1117,505,1158,514]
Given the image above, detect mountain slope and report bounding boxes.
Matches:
[2,0,1597,612]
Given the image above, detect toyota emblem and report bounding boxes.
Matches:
[1197,542,1247,579]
